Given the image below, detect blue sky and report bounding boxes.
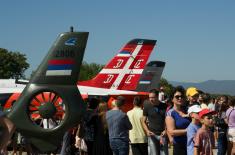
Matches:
[0,1,235,82]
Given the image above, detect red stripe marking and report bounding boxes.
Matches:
[48,59,75,65]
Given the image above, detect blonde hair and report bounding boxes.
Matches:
[98,102,108,132]
[111,99,117,108]
[98,102,108,113]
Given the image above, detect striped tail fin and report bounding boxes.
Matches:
[79,39,156,90]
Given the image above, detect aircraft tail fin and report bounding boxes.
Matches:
[136,61,165,92]
[79,39,156,90]
[8,29,89,152]
[31,31,88,85]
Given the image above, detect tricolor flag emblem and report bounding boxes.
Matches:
[46,59,75,76]
[117,50,131,57]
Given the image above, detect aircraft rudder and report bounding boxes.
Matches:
[31,31,89,85]
[79,38,157,90]
[136,61,166,92]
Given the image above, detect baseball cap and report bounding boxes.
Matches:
[186,87,199,97]
[199,109,216,118]
[187,105,202,115]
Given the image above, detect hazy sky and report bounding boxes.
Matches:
[1,1,235,82]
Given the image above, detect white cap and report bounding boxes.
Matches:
[187,105,202,114]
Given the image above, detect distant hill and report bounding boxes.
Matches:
[170,80,235,96]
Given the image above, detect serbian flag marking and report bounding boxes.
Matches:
[46,59,75,76]
[117,51,131,57]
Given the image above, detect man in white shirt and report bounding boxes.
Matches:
[158,86,166,103]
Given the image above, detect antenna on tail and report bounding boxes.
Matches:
[70,26,74,32]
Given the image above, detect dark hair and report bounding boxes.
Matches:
[220,95,228,103]
[116,96,126,107]
[219,95,229,112]
[88,98,99,109]
[133,96,142,107]
[197,89,204,95]
[149,89,159,96]
[170,85,185,100]
[228,97,235,107]
[200,93,211,104]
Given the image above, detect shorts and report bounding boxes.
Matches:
[227,128,235,142]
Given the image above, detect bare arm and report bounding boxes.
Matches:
[141,116,154,136]
[0,117,16,151]
[194,147,199,155]
[165,116,186,136]
[166,130,174,145]
[193,128,200,155]
[75,123,84,148]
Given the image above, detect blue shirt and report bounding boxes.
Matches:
[187,122,200,155]
[167,109,190,145]
[0,110,5,117]
[106,110,132,142]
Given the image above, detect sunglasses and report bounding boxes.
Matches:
[174,95,184,99]
[205,115,213,119]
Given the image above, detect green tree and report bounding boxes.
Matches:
[0,48,29,79]
[160,78,174,97]
[79,61,104,81]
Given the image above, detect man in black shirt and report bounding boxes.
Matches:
[141,89,168,155]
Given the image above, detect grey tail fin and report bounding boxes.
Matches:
[136,61,165,92]
[8,30,89,152]
[31,31,89,85]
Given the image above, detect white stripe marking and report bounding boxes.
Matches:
[139,81,151,84]
[111,44,143,89]
[117,53,131,57]
[46,70,72,76]
[100,69,143,74]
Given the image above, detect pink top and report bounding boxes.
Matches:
[194,128,214,155]
[226,107,235,128]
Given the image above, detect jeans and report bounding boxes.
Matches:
[60,131,72,155]
[131,143,148,155]
[217,132,227,155]
[110,139,129,155]
[173,143,187,155]
[148,136,168,155]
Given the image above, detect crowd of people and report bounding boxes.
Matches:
[74,86,235,155]
[0,86,235,155]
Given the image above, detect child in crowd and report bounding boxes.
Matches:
[187,105,202,155]
[194,109,216,155]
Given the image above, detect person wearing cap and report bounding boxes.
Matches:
[186,105,202,155]
[186,87,200,107]
[194,109,216,155]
